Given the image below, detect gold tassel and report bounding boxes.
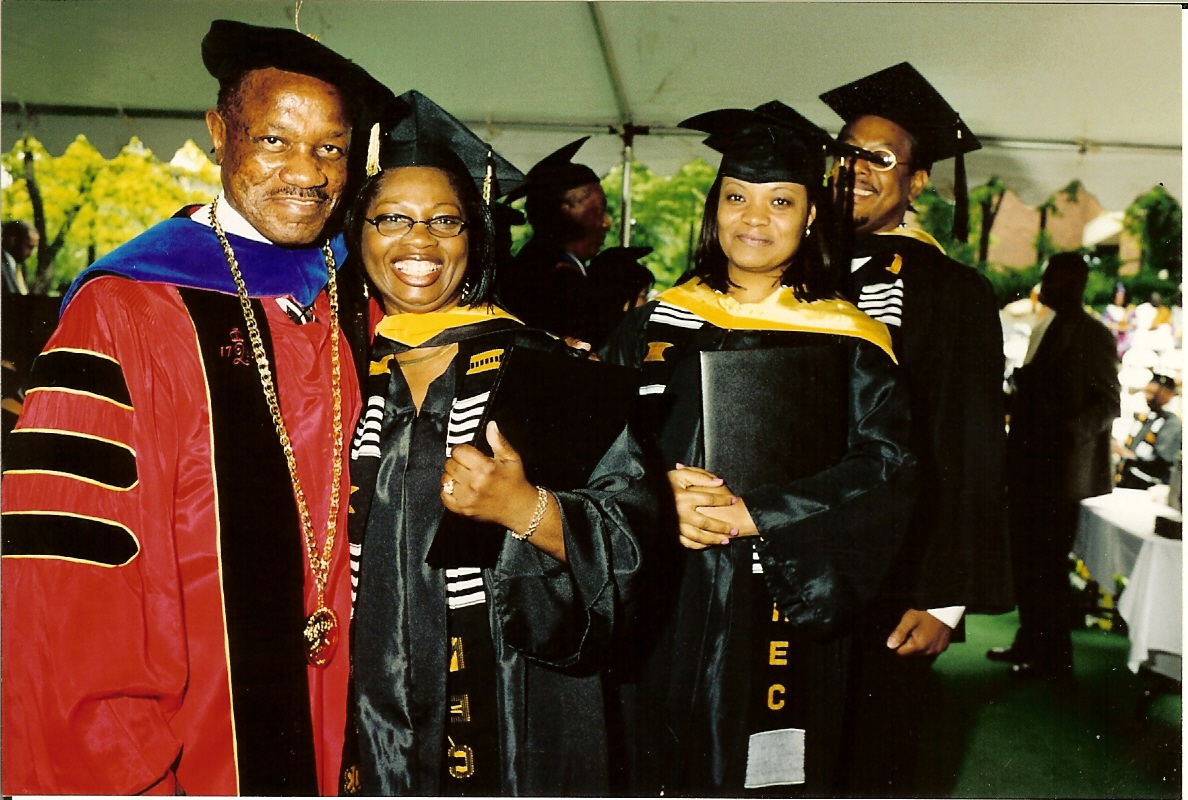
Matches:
[366,122,381,177]
[482,147,494,205]
[295,0,313,38]
[295,0,318,39]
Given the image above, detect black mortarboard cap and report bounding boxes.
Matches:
[502,137,600,203]
[684,101,880,273]
[374,90,525,202]
[820,62,981,240]
[590,246,655,298]
[1151,373,1178,391]
[590,246,653,273]
[820,62,980,164]
[202,20,391,128]
[679,101,847,186]
[492,202,526,228]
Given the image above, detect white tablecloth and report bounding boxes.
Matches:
[1073,489,1182,679]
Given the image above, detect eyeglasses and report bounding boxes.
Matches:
[364,214,467,238]
[837,148,910,173]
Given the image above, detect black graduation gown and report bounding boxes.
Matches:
[500,237,602,342]
[601,282,916,796]
[847,231,1013,631]
[1004,306,1119,664]
[347,309,652,796]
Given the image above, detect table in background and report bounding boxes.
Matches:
[1073,488,1182,681]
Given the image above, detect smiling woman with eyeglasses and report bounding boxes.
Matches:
[340,90,652,796]
[353,167,481,318]
[363,212,468,239]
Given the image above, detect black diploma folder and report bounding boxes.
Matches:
[427,346,639,567]
[700,346,848,494]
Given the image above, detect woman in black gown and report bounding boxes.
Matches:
[342,91,651,796]
[601,103,917,796]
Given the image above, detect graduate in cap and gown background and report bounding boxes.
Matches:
[585,245,657,344]
[820,61,1014,796]
[600,101,917,796]
[340,89,653,796]
[498,137,614,343]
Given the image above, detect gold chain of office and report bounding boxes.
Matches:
[210,195,345,668]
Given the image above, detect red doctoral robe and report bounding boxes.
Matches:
[2,272,359,795]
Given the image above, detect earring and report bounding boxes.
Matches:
[805,224,812,237]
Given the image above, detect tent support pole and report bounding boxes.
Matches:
[620,126,633,247]
[613,122,649,247]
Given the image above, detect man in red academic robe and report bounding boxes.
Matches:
[2,21,388,795]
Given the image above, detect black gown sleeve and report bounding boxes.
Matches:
[597,303,652,368]
[913,265,1012,613]
[744,339,917,636]
[1067,317,1122,442]
[488,423,652,669]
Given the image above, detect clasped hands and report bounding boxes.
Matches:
[668,464,758,550]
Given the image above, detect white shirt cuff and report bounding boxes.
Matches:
[926,606,965,629]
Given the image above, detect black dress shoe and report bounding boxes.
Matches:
[1010,660,1073,680]
[986,646,1027,664]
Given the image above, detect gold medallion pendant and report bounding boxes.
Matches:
[211,195,346,673]
[304,606,340,667]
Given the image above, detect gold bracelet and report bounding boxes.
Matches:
[512,486,549,541]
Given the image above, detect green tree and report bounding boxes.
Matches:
[3,135,105,293]
[603,158,716,291]
[913,186,975,266]
[1124,185,1182,280]
[971,176,1006,267]
[2,135,217,294]
[1035,195,1060,265]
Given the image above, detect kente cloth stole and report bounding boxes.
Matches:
[742,576,813,789]
[179,288,319,795]
[440,330,523,795]
[346,323,523,793]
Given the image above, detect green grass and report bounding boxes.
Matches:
[928,611,1181,799]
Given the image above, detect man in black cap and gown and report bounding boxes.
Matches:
[498,137,613,342]
[820,61,1013,796]
[1,20,388,795]
[1002,252,1119,679]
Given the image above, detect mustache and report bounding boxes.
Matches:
[273,187,330,201]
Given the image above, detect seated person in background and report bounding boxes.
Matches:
[1115,374,1182,490]
[1,220,36,295]
[497,137,612,343]
[341,90,651,796]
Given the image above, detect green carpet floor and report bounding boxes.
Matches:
[924,611,1181,799]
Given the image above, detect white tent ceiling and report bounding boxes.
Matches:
[2,0,1182,210]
